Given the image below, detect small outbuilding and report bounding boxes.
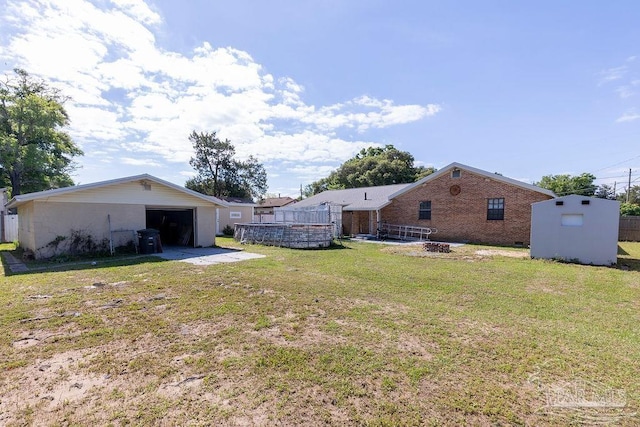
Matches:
[216,197,256,235]
[6,174,228,259]
[530,195,620,266]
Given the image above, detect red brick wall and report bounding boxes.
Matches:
[381,170,553,245]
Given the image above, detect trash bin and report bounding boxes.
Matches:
[137,228,161,254]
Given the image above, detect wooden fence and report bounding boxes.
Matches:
[619,216,640,241]
[2,214,18,242]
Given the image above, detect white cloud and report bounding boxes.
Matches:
[615,86,635,99]
[121,157,162,167]
[0,0,441,189]
[598,66,628,85]
[111,0,162,25]
[616,112,640,123]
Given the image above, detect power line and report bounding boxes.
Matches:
[590,154,640,174]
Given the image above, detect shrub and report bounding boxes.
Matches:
[222,225,235,236]
[620,203,640,216]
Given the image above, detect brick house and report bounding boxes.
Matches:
[297,162,555,245]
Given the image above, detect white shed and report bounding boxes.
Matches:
[530,195,620,266]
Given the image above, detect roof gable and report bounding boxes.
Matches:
[259,197,296,208]
[7,174,229,208]
[389,162,556,199]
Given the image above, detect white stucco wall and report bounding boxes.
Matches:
[530,195,620,265]
[25,201,145,258]
[195,206,217,246]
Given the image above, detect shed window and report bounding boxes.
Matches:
[561,214,583,226]
[230,211,242,219]
[487,198,504,220]
[555,201,564,206]
[581,200,590,205]
[419,201,432,220]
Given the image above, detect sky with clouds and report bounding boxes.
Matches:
[1,0,639,197]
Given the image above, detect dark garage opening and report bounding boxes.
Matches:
[146,208,194,246]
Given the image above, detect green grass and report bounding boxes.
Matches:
[0,239,639,425]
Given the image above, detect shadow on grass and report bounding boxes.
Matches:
[2,252,167,276]
[617,242,640,271]
[617,245,630,256]
[617,257,640,271]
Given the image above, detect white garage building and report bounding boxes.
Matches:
[6,174,228,259]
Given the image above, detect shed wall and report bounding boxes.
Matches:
[530,197,619,265]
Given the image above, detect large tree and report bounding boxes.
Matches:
[0,69,83,196]
[535,173,597,197]
[185,131,267,199]
[594,184,616,200]
[304,145,435,196]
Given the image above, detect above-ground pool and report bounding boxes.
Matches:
[233,223,334,249]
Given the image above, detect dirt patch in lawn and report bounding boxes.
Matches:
[474,249,529,258]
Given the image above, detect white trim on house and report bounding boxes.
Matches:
[6,174,229,209]
[388,162,556,199]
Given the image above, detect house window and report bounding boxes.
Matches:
[230,211,242,219]
[487,198,504,220]
[451,169,461,178]
[419,201,431,220]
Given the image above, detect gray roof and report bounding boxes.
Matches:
[295,183,411,211]
[6,174,229,208]
[219,196,257,207]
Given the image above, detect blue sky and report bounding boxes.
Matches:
[1,0,639,197]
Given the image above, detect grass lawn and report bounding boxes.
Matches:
[1,238,639,426]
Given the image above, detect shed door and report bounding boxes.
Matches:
[146,208,194,246]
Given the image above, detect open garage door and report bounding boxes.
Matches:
[146,208,194,246]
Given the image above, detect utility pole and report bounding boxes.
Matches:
[627,169,632,203]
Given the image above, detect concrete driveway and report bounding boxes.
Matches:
[153,247,265,266]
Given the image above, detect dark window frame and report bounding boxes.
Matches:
[487,198,505,220]
[419,201,432,220]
